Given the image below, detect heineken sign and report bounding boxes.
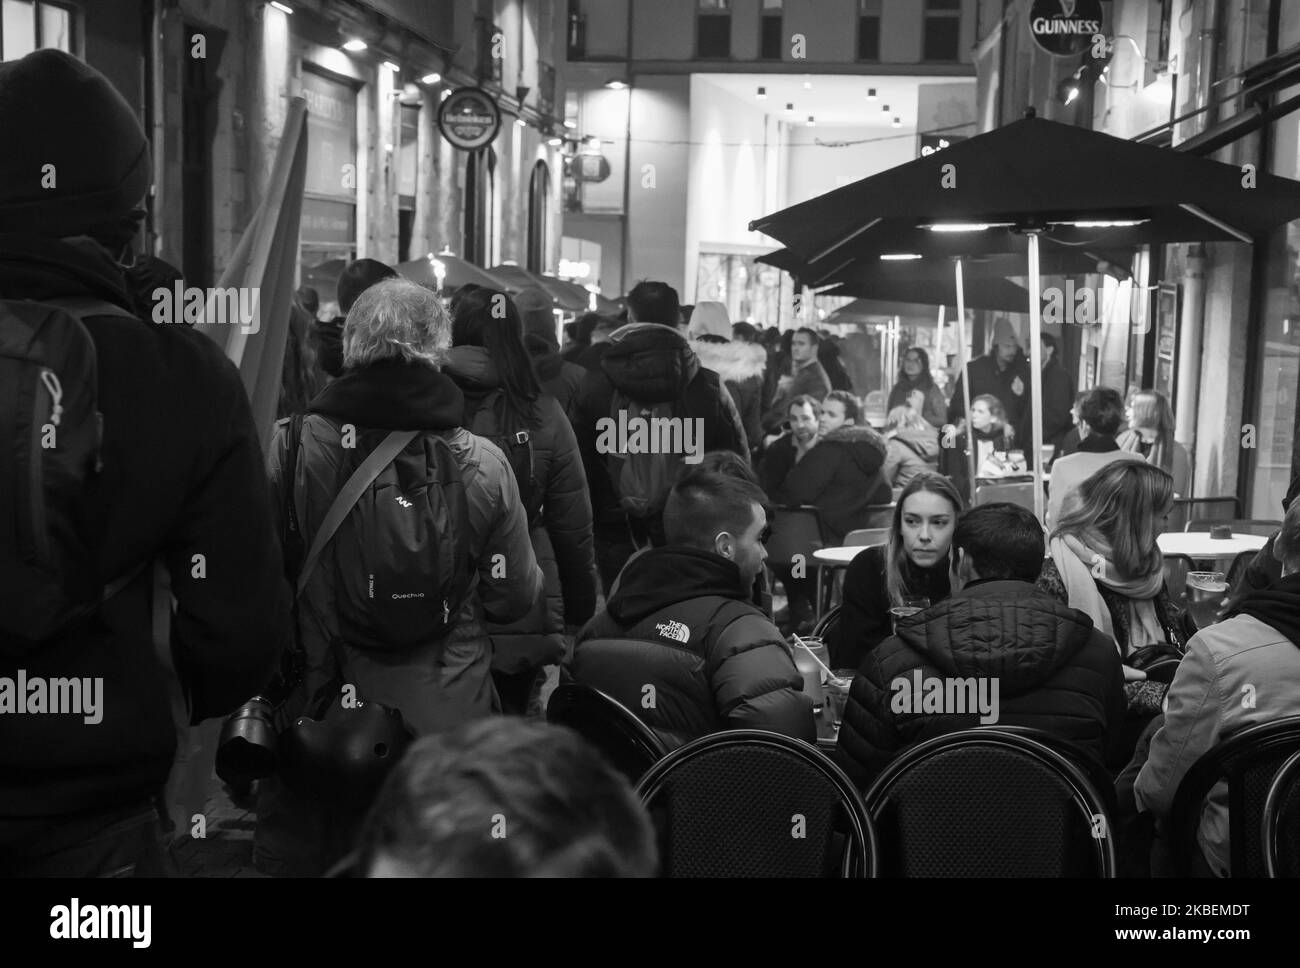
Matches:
[438,87,501,151]
[1028,0,1104,56]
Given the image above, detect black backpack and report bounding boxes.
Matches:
[291,417,475,652]
[465,388,541,525]
[0,296,140,652]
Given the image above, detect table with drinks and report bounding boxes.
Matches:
[1157,531,1268,629]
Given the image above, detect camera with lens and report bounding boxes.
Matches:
[215,695,281,789]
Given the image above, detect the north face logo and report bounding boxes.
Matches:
[654,620,690,644]
[395,495,413,508]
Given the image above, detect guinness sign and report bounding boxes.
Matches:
[438,87,501,151]
[1028,0,1104,57]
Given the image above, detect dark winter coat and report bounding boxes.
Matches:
[526,333,585,420]
[828,544,952,671]
[1039,358,1076,451]
[887,375,948,429]
[0,234,289,827]
[574,323,748,533]
[947,351,1032,439]
[938,425,1015,502]
[444,346,596,672]
[569,546,816,749]
[768,425,891,541]
[837,579,1127,787]
[691,336,767,457]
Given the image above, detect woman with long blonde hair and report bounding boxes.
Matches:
[828,472,963,669]
[1118,389,1191,497]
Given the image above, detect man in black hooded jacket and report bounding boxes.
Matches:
[574,318,748,592]
[568,465,815,748]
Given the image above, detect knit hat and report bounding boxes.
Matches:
[689,301,731,340]
[515,286,559,349]
[991,317,1020,347]
[0,50,151,244]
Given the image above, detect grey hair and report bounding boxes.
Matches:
[342,277,450,370]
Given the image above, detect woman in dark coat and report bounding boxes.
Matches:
[938,393,1017,502]
[445,289,597,714]
[828,473,961,671]
[886,346,948,429]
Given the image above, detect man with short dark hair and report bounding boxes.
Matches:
[1046,386,1145,525]
[359,718,658,877]
[312,258,399,379]
[762,327,832,437]
[947,317,1032,440]
[626,280,681,327]
[1133,498,1300,877]
[837,503,1125,786]
[569,464,816,748]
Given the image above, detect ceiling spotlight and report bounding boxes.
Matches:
[382,61,399,73]
[420,72,441,84]
[892,116,901,128]
[757,86,767,99]
[785,102,794,111]
[515,118,527,128]
[807,116,816,127]
[803,77,812,89]
[269,1,293,13]
[548,136,563,147]
[867,87,877,100]
[563,119,577,129]
[341,38,367,52]
[882,104,890,112]
[441,89,451,101]
[604,79,628,90]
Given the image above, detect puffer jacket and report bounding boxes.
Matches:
[691,336,767,456]
[883,426,940,492]
[575,323,748,531]
[525,332,585,419]
[268,359,543,735]
[837,579,1126,786]
[444,346,596,672]
[771,424,892,540]
[570,546,816,749]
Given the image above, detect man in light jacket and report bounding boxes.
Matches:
[1134,499,1300,877]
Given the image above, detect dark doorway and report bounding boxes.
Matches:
[181,22,223,288]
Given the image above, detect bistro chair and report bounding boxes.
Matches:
[1168,496,1241,533]
[860,502,896,529]
[635,730,878,878]
[1226,548,1260,592]
[819,528,890,614]
[765,505,831,620]
[863,728,1117,877]
[1168,716,1300,877]
[1185,519,1282,537]
[1160,553,1195,608]
[1262,749,1300,877]
[973,481,1037,513]
[843,527,891,548]
[813,604,842,642]
[547,683,669,787]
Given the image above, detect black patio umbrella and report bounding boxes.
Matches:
[750,113,1300,517]
[542,273,622,315]
[396,252,510,294]
[820,273,1031,313]
[488,263,589,313]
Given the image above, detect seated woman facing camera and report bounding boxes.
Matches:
[357,719,658,877]
[828,473,962,671]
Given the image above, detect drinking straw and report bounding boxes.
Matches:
[792,633,835,680]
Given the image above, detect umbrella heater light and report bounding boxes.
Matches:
[880,253,922,260]
[925,222,1016,232]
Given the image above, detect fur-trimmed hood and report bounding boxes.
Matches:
[690,338,767,384]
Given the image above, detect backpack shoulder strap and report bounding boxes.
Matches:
[296,429,418,597]
[42,296,141,323]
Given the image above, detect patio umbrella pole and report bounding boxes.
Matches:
[954,258,977,507]
[1027,232,1046,523]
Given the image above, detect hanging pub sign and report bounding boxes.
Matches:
[1028,0,1104,57]
[438,87,501,150]
[567,152,611,183]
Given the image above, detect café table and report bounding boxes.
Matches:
[1156,531,1267,564]
[812,545,874,620]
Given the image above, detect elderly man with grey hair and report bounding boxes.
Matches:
[255,277,544,877]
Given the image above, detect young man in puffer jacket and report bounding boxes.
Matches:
[569,465,815,748]
[837,503,1125,788]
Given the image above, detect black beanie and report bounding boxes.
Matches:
[0,50,151,242]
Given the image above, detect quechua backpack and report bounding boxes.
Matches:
[294,421,475,651]
[0,296,139,652]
